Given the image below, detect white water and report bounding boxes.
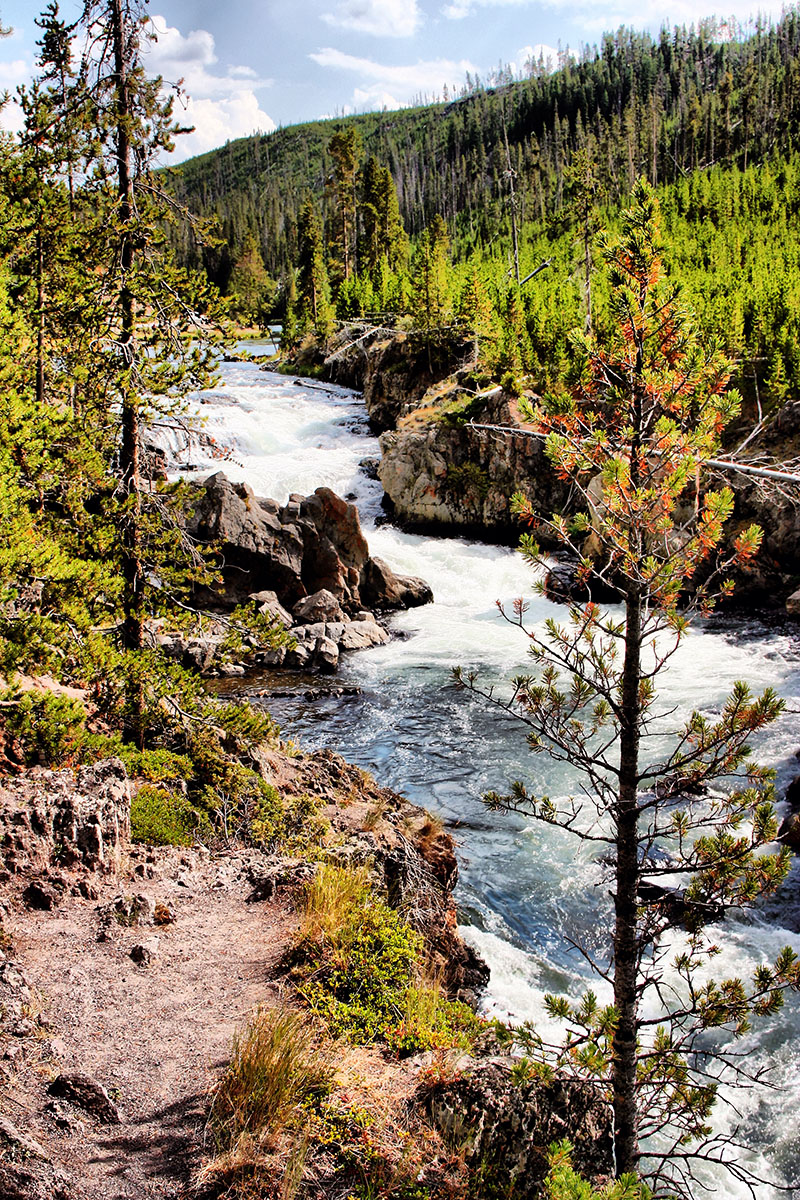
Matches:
[175,352,800,1197]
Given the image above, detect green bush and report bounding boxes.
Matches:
[545,1141,650,1199]
[292,865,481,1052]
[130,783,208,847]
[1,689,86,766]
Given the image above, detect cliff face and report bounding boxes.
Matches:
[306,328,800,607]
[379,392,568,540]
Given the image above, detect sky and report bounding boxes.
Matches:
[0,0,791,163]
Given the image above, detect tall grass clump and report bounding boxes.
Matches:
[208,1008,332,1154]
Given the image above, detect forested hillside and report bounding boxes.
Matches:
[169,11,800,279]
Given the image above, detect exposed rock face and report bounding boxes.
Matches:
[379,391,568,539]
[322,325,449,432]
[188,473,432,616]
[0,760,130,876]
[426,1060,613,1195]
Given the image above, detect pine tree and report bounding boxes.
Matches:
[411,214,451,367]
[327,126,362,289]
[456,181,799,1197]
[228,233,276,327]
[296,195,334,339]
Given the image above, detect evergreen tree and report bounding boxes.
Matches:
[296,195,334,339]
[327,126,362,289]
[456,181,799,1197]
[227,233,276,327]
[411,214,451,366]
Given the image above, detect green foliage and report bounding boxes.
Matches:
[130,783,205,847]
[545,1141,650,1199]
[291,865,480,1052]
[0,689,86,766]
[446,462,491,501]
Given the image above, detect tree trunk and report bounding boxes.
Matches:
[613,581,642,1176]
[111,0,145,741]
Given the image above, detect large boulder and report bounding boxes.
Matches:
[187,473,433,618]
[361,557,433,610]
[426,1061,613,1195]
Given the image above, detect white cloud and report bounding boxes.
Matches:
[322,0,423,37]
[442,0,789,29]
[511,43,560,73]
[310,46,479,108]
[145,14,276,161]
[0,55,32,136]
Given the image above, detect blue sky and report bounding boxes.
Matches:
[0,0,789,163]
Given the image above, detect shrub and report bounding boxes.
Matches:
[292,865,481,1052]
[545,1141,650,1199]
[130,784,207,846]
[1,689,86,765]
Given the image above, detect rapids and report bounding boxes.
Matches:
[173,350,800,1196]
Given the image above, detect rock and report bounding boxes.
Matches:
[246,874,275,903]
[22,880,62,911]
[779,811,800,851]
[0,1115,49,1161]
[787,587,800,615]
[100,893,153,928]
[426,1060,612,1193]
[0,760,130,876]
[361,557,433,610]
[187,473,432,622]
[339,620,390,650]
[313,636,340,673]
[292,588,345,623]
[47,1072,121,1124]
[249,589,293,628]
[130,938,158,966]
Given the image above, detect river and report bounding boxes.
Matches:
[174,350,800,1196]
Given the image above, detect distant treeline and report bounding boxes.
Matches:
[167,11,800,285]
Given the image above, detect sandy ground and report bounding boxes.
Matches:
[2,848,297,1198]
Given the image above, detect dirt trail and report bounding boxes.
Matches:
[3,848,296,1199]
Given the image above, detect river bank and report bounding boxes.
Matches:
[291,323,800,612]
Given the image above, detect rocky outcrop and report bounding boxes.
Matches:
[188,473,432,613]
[177,473,432,672]
[323,325,451,432]
[0,760,130,878]
[261,747,489,1002]
[779,773,800,852]
[379,388,568,538]
[425,1059,613,1195]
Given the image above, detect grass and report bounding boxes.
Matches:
[291,864,483,1053]
[209,1008,333,1149]
[202,1007,333,1195]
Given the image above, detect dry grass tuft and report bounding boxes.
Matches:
[208,1007,332,1150]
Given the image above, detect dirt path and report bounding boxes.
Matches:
[3,848,297,1199]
